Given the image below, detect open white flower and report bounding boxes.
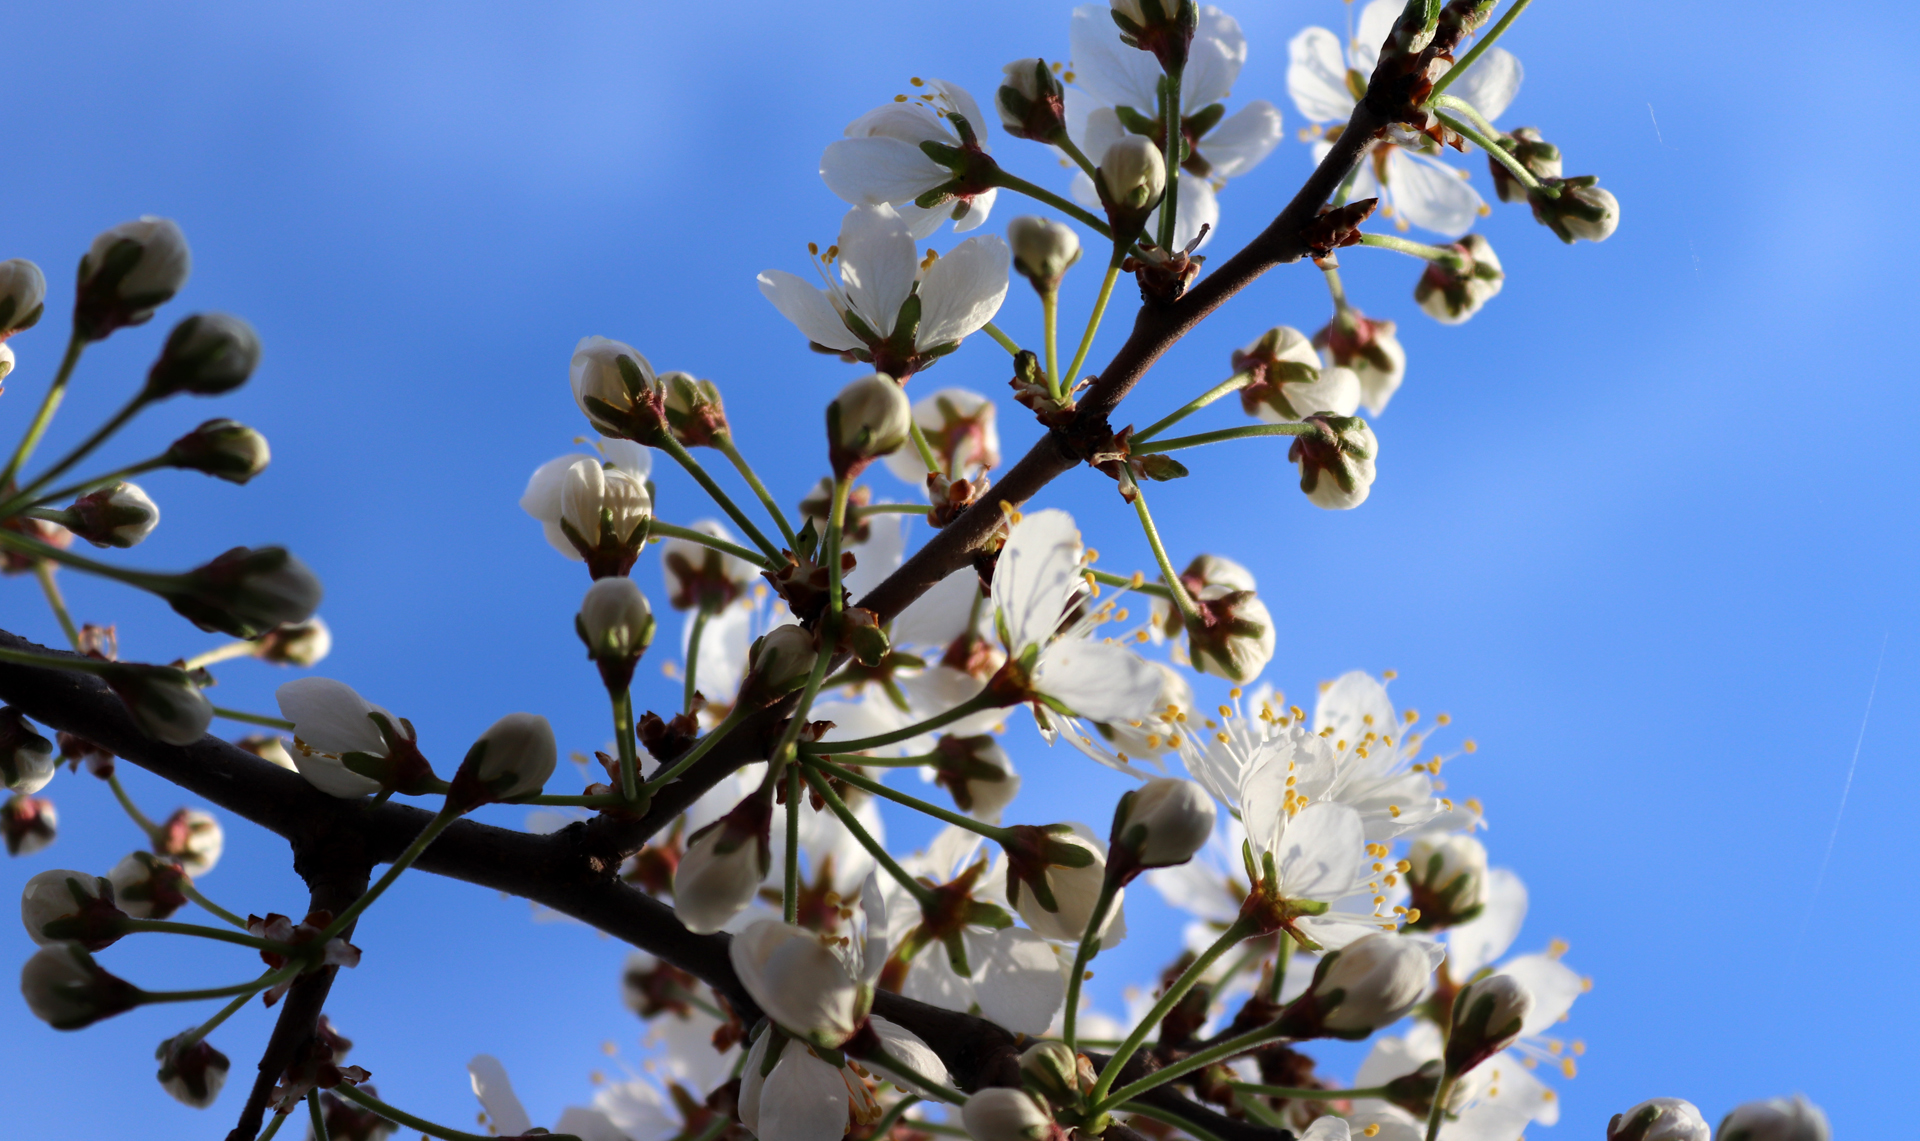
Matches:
[821,80,999,239]
[739,1016,947,1141]
[760,204,1008,380]
[1065,4,1284,251]
[468,1054,628,1141]
[1287,0,1522,237]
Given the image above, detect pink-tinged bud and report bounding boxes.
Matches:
[1607,1099,1711,1141]
[447,712,557,812]
[58,730,115,778]
[1110,778,1215,880]
[662,371,730,447]
[1716,1094,1831,1141]
[109,851,191,919]
[74,216,191,340]
[67,481,160,548]
[164,418,271,484]
[2,708,57,795]
[1288,414,1377,510]
[161,545,323,639]
[101,664,213,747]
[571,335,665,442]
[672,793,772,934]
[729,919,870,1047]
[3,794,58,856]
[963,1087,1061,1141]
[996,59,1068,143]
[1413,235,1503,324]
[1313,310,1406,417]
[156,1031,231,1108]
[21,868,124,949]
[0,258,48,337]
[144,312,261,398]
[254,617,332,667]
[1445,972,1533,1075]
[153,807,223,876]
[20,942,141,1029]
[1281,933,1443,1039]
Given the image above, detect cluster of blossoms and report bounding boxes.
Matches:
[0,3,1812,1141]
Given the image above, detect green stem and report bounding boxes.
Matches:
[668,982,728,1021]
[1267,932,1292,1003]
[852,502,932,518]
[1095,1018,1282,1114]
[139,963,302,1005]
[1426,0,1533,102]
[334,1085,541,1141]
[798,690,998,755]
[827,478,851,617]
[255,1109,288,1141]
[1063,876,1121,1051]
[1088,915,1255,1109]
[644,705,749,791]
[1146,423,1314,453]
[784,761,801,923]
[179,878,250,930]
[647,520,775,570]
[308,1090,331,1141]
[981,322,1021,357]
[1086,568,1175,600]
[1432,102,1554,197]
[16,456,168,514]
[1041,289,1063,400]
[0,331,86,492]
[714,432,800,551]
[120,917,298,954]
[0,529,174,592]
[1121,1102,1229,1141]
[684,604,712,714]
[798,764,934,907]
[1053,132,1102,183]
[1157,65,1184,250]
[0,643,123,678]
[816,750,942,768]
[805,755,1009,843]
[1229,1082,1392,1100]
[33,561,82,650]
[211,706,297,731]
[906,420,941,475]
[871,1095,921,1138]
[1062,253,1124,391]
[171,984,259,1052]
[655,434,783,562]
[316,807,457,943]
[12,390,150,503]
[1357,232,1467,268]
[105,771,161,837]
[1124,477,1199,625]
[1322,264,1350,310]
[1131,373,1256,445]
[992,170,1113,239]
[181,640,259,672]
[1426,1074,1458,1141]
[612,687,639,802]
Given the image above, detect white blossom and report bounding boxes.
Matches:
[821,80,999,239]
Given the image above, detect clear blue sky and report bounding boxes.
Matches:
[3,1,1914,1137]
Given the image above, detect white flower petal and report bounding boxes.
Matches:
[871,1015,952,1092]
[758,270,862,352]
[972,928,1066,1035]
[1201,100,1283,179]
[1287,27,1356,123]
[1353,0,1404,78]
[916,235,1010,348]
[598,437,652,480]
[1385,149,1484,239]
[837,205,919,337]
[1300,1116,1353,1141]
[821,137,948,207]
[1446,867,1527,976]
[1497,953,1584,1035]
[1069,3,1163,111]
[759,1048,852,1141]
[993,508,1084,653]
[1186,7,1249,106]
[1034,640,1162,724]
[843,513,908,601]
[467,1055,534,1138]
[1158,171,1219,252]
[276,677,387,757]
[1276,800,1366,901]
[1447,47,1522,123]
[1479,1052,1557,1125]
[1314,671,1397,740]
[555,1107,630,1141]
[891,567,984,648]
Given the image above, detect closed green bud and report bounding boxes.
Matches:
[165,418,271,484]
[144,313,261,398]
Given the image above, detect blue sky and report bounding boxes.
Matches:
[3,1,1915,1137]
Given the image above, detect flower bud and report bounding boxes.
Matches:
[1108,0,1198,72]
[3,794,58,856]
[1716,1094,1831,1141]
[996,59,1068,143]
[101,664,212,746]
[1288,414,1377,510]
[729,919,870,1047]
[153,807,223,876]
[1018,1040,1080,1106]
[963,1087,1060,1141]
[164,418,271,484]
[74,216,192,340]
[1404,833,1488,930]
[274,677,401,798]
[1313,310,1406,417]
[931,734,1021,823]
[828,373,912,478]
[58,731,114,778]
[156,1031,230,1108]
[1488,127,1562,204]
[447,712,557,812]
[21,868,123,949]
[253,617,332,667]
[577,576,656,688]
[1529,176,1620,244]
[672,793,772,934]
[1007,216,1082,293]
[161,545,323,638]
[1445,972,1534,1075]
[1286,933,1442,1038]
[571,335,665,442]
[0,342,13,382]
[108,851,191,919]
[558,458,654,578]
[144,313,261,398]
[1110,778,1214,879]
[1007,829,1119,943]
[2,708,57,795]
[661,371,730,447]
[1607,1099,1711,1141]
[742,624,819,705]
[19,941,141,1029]
[1098,136,1167,215]
[1185,588,1274,682]
[0,258,48,337]
[66,481,160,548]
[660,519,756,611]
[1413,235,1503,324]
[1233,326,1360,423]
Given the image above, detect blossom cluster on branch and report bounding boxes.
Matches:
[0,3,1819,1141]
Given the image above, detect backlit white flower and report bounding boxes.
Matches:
[759,204,1008,378]
[521,437,653,561]
[468,1054,628,1141]
[274,677,392,798]
[882,387,1000,485]
[821,80,999,239]
[1288,0,1522,236]
[738,1016,947,1141]
[730,917,880,1046]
